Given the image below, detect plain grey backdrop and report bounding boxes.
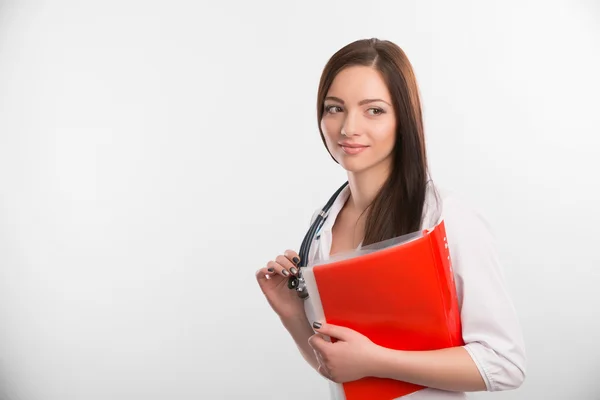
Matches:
[1,0,599,399]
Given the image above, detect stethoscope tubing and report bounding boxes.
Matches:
[287,181,349,296]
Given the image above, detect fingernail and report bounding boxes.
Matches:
[267,268,274,273]
[282,269,290,276]
[293,257,300,265]
[313,321,322,329]
[290,267,298,275]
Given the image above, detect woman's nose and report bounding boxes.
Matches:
[341,111,361,137]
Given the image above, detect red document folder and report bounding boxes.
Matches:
[303,220,464,400]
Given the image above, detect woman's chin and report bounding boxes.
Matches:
[337,155,392,176]
[339,160,371,174]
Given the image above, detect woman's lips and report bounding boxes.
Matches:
[340,143,368,155]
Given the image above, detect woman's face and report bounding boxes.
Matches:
[320,65,397,175]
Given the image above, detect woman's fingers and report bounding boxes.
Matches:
[259,250,301,280]
[255,267,278,286]
[316,352,332,380]
[266,260,290,278]
[310,334,332,379]
[318,365,331,380]
[284,249,301,269]
[275,254,298,276]
[255,267,267,280]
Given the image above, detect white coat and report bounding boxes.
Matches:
[303,181,527,399]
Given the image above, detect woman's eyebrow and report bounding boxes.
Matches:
[359,98,392,106]
[324,96,391,106]
[325,96,345,104]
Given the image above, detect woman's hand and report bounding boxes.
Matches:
[255,249,305,321]
[308,321,382,383]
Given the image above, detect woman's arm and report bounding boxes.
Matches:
[309,322,488,391]
[368,346,486,392]
[411,194,527,392]
[279,209,323,372]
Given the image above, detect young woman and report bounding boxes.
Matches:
[255,38,526,399]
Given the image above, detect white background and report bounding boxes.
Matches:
[0,1,599,399]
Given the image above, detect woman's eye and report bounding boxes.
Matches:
[325,105,342,114]
[368,108,384,116]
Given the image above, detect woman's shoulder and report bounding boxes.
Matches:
[423,181,496,239]
[425,182,506,284]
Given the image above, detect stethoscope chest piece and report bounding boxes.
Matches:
[288,274,309,299]
[287,275,300,290]
[287,260,309,299]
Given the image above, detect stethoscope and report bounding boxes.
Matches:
[287,181,349,299]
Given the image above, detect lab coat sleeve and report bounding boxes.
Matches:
[442,195,527,392]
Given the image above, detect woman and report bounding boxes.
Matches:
[255,38,526,398]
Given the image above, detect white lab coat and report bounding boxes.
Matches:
[303,181,527,399]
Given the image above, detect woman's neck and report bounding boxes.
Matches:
[346,162,391,214]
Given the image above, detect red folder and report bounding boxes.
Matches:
[303,220,463,400]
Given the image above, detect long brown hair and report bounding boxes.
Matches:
[316,38,429,245]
